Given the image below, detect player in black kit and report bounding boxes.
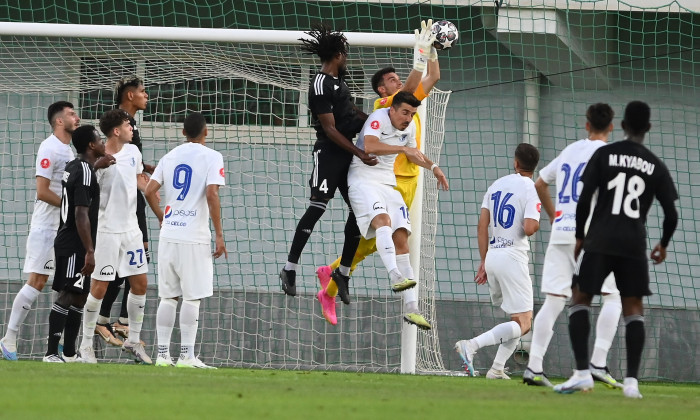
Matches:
[279,24,377,302]
[554,101,678,399]
[43,125,114,362]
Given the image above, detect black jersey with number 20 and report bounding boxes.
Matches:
[575,140,677,259]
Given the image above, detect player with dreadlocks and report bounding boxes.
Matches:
[280,22,436,323]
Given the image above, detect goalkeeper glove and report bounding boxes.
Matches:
[430,46,438,62]
[413,19,436,72]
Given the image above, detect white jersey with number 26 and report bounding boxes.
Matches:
[481,173,541,263]
[151,142,225,245]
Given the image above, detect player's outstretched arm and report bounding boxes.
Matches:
[144,179,164,225]
[534,177,555,223]
[206,184,227,259]
[475,208,490,285]
[74,205,95,276]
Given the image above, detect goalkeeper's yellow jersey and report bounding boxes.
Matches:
[372,82,428,178]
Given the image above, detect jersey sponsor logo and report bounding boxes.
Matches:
[490,236,514,248]
[554,210,564,222]
[334,85,340,90]
[43,259,54,270]
[99,265,115,276]
[370,120,380,130]
[219,168,225,178]
[40,158,50,169]
[164,204,197,220]
[372,201,385,211]
[400,134,407,143]
[164,205,172,219]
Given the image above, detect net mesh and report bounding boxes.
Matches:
[1,0,699,381]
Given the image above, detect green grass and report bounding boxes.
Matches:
[0,362,698,419]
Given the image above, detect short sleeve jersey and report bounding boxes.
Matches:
[348,108,417,187]
[481,173,541,263]
[128,115,143,153]
[577,140,678,259]
[30,135,75,230]
[151,142,226,245]
[54,158,100,256]
[96,144,142,233]
[538,139,607,244]
[308,72,364,147]
[373,83,428,178]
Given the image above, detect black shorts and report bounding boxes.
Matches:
[136,191,148,243]
[573,250,651,297]
[52,253,91,294]
[308,141,353,202]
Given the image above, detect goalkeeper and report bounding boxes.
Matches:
[316,20,448,327]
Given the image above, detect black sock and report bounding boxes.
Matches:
[120,279,131,319]
[63,305,83,357]
[287,202,326,264]
[47,303,69,356]
[624,315,645,379]
[568,304,591,371]
[340,211,361,268]
[100,275,125,317]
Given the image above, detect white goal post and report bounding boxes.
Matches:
[0,22,451,374]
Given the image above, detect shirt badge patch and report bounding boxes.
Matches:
[370,120,380,130]
[380,98,388,105]
[219,168,225,178]
[40,158,50,169]
[536,203,542,213]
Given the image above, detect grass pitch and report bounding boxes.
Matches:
[0,362,698,419]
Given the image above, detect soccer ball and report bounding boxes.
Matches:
[431,20,459,50]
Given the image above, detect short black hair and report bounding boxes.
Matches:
[299,23,348,63]
[47,101,74,126]
[586,103,614,132]
[391,91,421,109]
[99,109,131,137]
[623,100,651,135]
[183,112,207,139]
[515,143,539,172]
[371,67,396,96]
[72,125,100,154]
[115,76,144,105]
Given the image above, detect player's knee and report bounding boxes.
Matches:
[55,290,73,308]
[182,299,200,311]
[161,297,178,309]
[602,292,622,308]
[26,274,49,290]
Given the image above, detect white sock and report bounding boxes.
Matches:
[5,284,41,346]
[156,298,178,357]
[375,226,398,275]
[528,295,566,372]
[339,265,351,276]
[474,321,521,350]
[179,299,200,359]
[80,293,102,349]
[127,293,146,344]
[284,262,297,272]
[118,317,128,325]
[492,337,519,371]
[97,315,110,325]
[396,253,418,312]
[591,293,622,367]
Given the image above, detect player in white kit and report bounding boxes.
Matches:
[455,143,541,379]
[78,109,151,364]
[144,112,226,369]
[1,101,79,360]
[325,91,448,329]
[524,103,623,388]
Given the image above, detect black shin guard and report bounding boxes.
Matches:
[568,305,591,370]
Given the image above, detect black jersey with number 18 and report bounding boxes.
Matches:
[54,158,100,257]
[575,140,678,259]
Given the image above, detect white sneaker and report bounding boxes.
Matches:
[155,355,175,367]
[122,341,152,365]
[454,339,477,376]
[42,354,65,363]
[553,371,594,394]
[79,346,98,364]
[176,356,216,369]
[623,378,643,399]
[486,368,511,379]
[62,354,84,363]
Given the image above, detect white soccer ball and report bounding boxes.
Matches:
[431,20,459,50]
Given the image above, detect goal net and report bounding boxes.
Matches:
[0,23,451,373]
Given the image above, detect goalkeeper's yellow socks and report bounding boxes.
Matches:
[326,279,338,298]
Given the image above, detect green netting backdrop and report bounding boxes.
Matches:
[0,1,698,381]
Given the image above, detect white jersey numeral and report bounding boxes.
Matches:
[607,172,645,218]
[73,274,84,289]
[319,179,328,193]
[60,187,69,223]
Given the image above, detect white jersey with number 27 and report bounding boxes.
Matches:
[151,142,225,245]
[481,173,541,263]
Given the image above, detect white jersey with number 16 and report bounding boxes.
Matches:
[151,142,225,245]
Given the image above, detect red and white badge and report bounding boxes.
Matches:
[370,120,380,130]
[536,203,542,213]
[379,98,388,106]
[40,158,50,169]
[219,168,225,178]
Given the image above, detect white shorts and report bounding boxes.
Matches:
[541,243,618,298]
[348,182,411,239]
[485,250,533,314]
[92,228,149,281]
[157,240,213,300]
[23,228,56,275]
